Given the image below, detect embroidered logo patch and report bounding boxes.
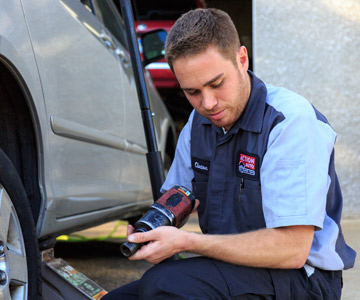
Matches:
[236,151,260,180]
[192,157,210,175]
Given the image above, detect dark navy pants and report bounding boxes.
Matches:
[102,257,342,300]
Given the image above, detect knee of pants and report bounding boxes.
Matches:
[138,258,231,300]
[101,280,140,300]
[139,263,167,298]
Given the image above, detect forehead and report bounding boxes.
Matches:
[173,47,234,87]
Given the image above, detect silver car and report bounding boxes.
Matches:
[0,0,176,299]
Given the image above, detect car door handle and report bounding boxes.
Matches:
[115,48,130,68]
[100,33,116,50]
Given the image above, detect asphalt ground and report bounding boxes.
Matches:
[54,216,360,299]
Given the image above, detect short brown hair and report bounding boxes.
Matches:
[165,8,240,72]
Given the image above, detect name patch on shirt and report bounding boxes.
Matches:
[192,157,210,175]
[236,151,260,180]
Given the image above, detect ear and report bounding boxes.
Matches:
[237,46,249,71]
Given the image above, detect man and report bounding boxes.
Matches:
[104,8,355,300]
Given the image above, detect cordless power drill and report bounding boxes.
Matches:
[120,185,196,257]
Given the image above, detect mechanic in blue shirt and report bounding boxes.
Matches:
[103,8,356,300]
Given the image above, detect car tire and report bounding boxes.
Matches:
[0,148,41,299]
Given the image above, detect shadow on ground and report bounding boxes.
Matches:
[54,241,152,292]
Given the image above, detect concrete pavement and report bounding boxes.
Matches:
[341,220,360,300]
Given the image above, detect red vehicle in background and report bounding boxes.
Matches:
[131,0,206,89]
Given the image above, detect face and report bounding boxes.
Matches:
[173,46,251,131]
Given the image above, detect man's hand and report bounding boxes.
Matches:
[127,226,189,264]
[125,199,200,264]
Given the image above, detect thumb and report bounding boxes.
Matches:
[128,231,151,244]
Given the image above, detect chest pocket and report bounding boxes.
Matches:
[234,177,266,232]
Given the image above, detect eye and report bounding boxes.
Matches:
[211,80,223,89]
[185,89,200,96]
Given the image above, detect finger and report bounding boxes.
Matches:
[191,199,200,214]
[127,224,135,239]
[128,241,160,262]
[128,230,154,244]
[129,242,167,264]
[128,242,150,260]
[128,226,170,248]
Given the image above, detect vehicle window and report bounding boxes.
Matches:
[79,0,94,13]
[93,0,129,49]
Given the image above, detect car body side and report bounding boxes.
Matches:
[0,0,176,242]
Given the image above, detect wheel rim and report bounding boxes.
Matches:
[0,186,28,300]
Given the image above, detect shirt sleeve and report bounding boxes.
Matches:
[160,111,195,193]
[261,92,337,229]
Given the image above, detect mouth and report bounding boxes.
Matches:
[208,109,225,121]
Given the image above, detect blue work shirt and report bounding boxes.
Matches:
[161,71,356,271]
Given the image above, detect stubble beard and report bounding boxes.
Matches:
[221,71,251,131]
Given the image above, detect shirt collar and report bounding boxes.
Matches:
[199,71,268,134]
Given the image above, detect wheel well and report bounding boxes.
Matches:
[0,60,41,225]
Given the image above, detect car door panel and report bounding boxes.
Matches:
[92,0,156,203]
[21,0,126,217]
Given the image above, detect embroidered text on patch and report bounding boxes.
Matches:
[195,162,208,171]
[239,153,255,176]
[192,157,210,175]
[236,151,259,180]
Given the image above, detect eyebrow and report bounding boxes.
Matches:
[203,73,224,87]
[182,72,224,92]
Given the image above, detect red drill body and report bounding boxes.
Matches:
[121,186,196,257]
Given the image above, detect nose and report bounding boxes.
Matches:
[201,90,217,111]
